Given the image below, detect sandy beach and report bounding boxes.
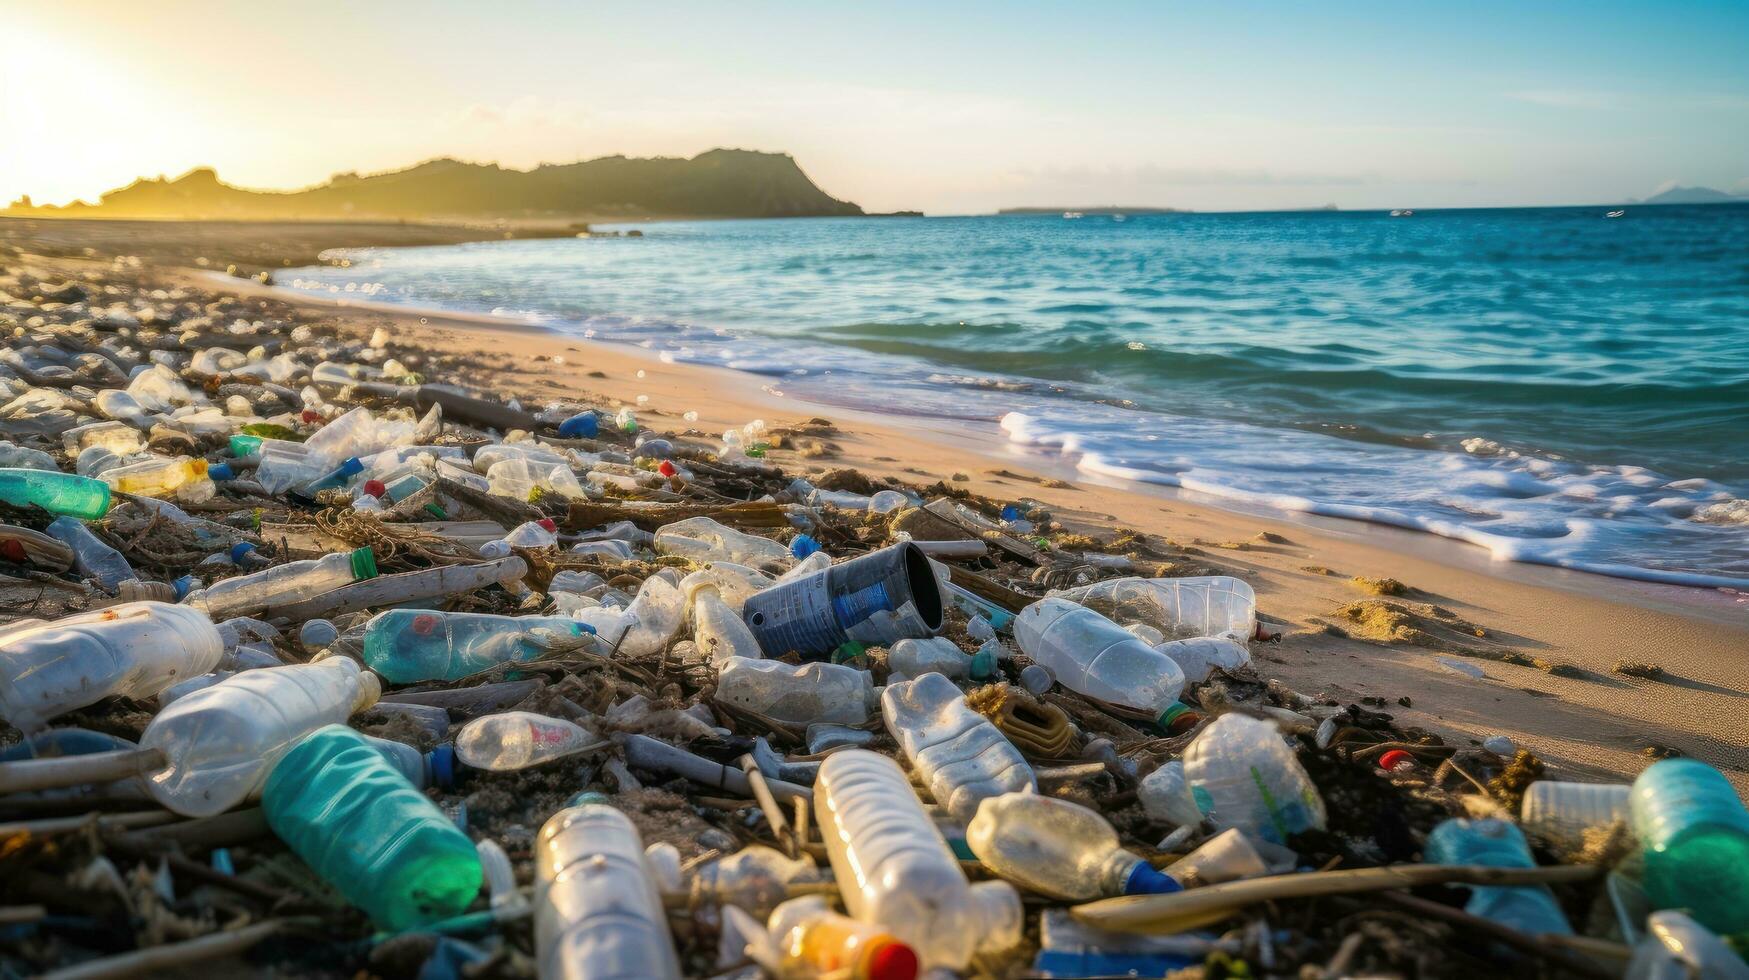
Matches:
[105,238,1742,791]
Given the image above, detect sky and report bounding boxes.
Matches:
[3,1,1747,214]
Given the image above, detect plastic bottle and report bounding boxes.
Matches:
[1164,828,1297,888]
[813,750,1021,971]
[263,725,481,931]
[362,733,457,791]
[361,609,596,684]
[1014,597,1186,722]
[1624,911,1749,980]
[1520,781,1632,854]
[1138,761,1206,827]
[881,673,1035,824]
[485,457,587,502]
[75,446,127,479]
[690,845,819,918]
[653,516,793,568]
[557,411,598,438]
[185,548,377,620]
[1630,758,1749,935]
[968,792,1180,900]
[45,516,135,594]
[886,636,995,683]
[140,657,382,817]
[867,490,908,514]
[297,456,363,497]
[1423,818,1572,935]
[0,468,111,519]
[98,455,211,500]
[254,439,323,494]
[766,895,920,980]
[454,711,603,771]
[1182,713,1326,844]
[0,601,223,730]
[680,562,774,611]
[716,656,875,725]
[534,804,681,980]
[63,420,146,456]
[1051,576,1257,641]
[1154,636,1252,685]
[687,580,763,668]
[502,519,560,549]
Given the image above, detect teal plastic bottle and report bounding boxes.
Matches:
[1423,818,1571,935]
[361,609,595,684]
[0,468,110,520]
[262,725,480,931]
[1630,758,1749,935]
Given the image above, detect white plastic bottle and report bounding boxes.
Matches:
[880,673,1034,824]
[967,792,1180,900]
[885,636,995,684]
[1052,576,1257,641]
[716,657,875,726]
[1154,636,1252,685]
[0,602,224,730]
[140,657,381,817]
[1520,781,1632,855]
[184,548,377,620]
[653,516,792,569]
[1181,713,1326,845]
[455,711,603,772]
[1014,597,1186,722]
[686,581,763,668]
[814,750,1021,971]
[535,804,681,980]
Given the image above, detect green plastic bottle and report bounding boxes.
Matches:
[0,468,110,520]
[263,725,481,931]
[1630,758,1749,935]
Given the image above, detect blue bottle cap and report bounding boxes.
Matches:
[557,411,599,439]
[1001,504,1022,522]
[968,645,998,680]
[207,462,236,482]
[337,457,364,477]
[1124,861,1184,896]
[790,533,822,559]
[567,790,612,808]
[427,744,457,790]
[210,848,235,876]
[172,573,199,600]
[229,542,257,564]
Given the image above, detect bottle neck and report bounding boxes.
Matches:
[1105,849,1182,897]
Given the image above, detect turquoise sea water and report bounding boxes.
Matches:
[282,205,1749,588]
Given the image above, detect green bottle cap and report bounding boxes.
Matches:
[350,547,379,581]
[1156,701,1196,732]
[968,646,997,680]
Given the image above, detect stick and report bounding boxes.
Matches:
[0,748,165,795]
[621,736,810,803]
[1376,891,1618,980]
[738,754,793,857]
[37,919,292,980]
[0,810,178,839]
[1071,863,1602,935]
[110,808,270,853]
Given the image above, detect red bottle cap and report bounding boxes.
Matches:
[857,937,919,980]
[658,460,677,478]
[537,518,557,532]
[301,409,321,424]
[362,479,387,498]
[1378,749,1414,771]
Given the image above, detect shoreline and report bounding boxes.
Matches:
[168,262,1749,788]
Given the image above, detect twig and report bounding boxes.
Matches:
[37,918,301,980]
[738,754,793,857]
[1375,891,1618,979]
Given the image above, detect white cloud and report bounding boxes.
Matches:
[1505,89,1621,110]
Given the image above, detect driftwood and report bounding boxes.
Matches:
[563,498,790,533]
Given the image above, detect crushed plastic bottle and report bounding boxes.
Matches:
[1153,636,1252,685]
[45,516,135,594]
[1182,713,1326,844]
[1424,818,1572,935]
[1051,575,1257,641]
[814,750,1021,971]
[184,548,377,620]
[263,724,481,931]
[881,673,1035,823]
[716,656,876,726]
[141,656,381,817]
[535,804,681,980]
[0,601,223,730]
[968,792,1181,900]
[1630,758,1749,935]
[361,609,597,684]
[454,711,603,771]
[654,516,793,569]
[1015,597,1186,723]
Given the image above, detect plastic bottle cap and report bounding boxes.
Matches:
[428,744,457,789]
[301,410,320,423]
[557,412,599,438]
[207,462,236,481]
[229,542,257,563]
[658,460,677,478]
[790,533,821,559]
[1124,860,1185,896]
[1156,702,1201,735]
[1001,504,1022,521]
[337,457,363,476]
[857,936,920,980]
[172,574,198,600]
[968,646,997,680]
[362,479,386,498]
[349,547,378,580]
[537,518,557,533]
[1379,749,1415,771]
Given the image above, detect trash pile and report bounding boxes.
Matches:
[2,260,1745,980]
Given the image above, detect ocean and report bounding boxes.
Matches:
[279,204,1749,589]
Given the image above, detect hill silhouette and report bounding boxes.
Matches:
[12,149,864,221]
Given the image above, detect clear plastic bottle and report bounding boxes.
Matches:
[0,601,224,730]
[185,548,377,621]
[534,804,681,980]
[485,457,587,502]
[1154,636,1252,685]
[766,895,920,980]
[263,724,481,931]
[502,519,560,549]
[1630,758,1749,935]
[62,420,145,456]
[690,844,819,918]
[814,750,1022,971]
[1423,818,1572,935]
[454,711,602,771]
[45,516,135,594]
[93,388,153,427]
[1014,597,1186,721]
[687,581,763,668]
[472,442,571,473]
[885,637,995,683]
[0,468,111,519]
[75,446,127,478]
[680,562,774,611]
[653,516,792,568]
[880,673,1034,824]
[141,657,382,817]
[967,792,1179,900]
[99,455,211,500]
[361,609,596,684]
[1182,713,1326,844]
[716,656,875,725]
[1625,911,1748,980]
[1520,781,1631,854]
[1051,576,1257,641]
[254,439,323,494]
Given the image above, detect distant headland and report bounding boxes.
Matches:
[3,149,865,222]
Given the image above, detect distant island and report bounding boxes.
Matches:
[1636,185,1746,206]
[998,206,1189,216]
[4,149,864,222]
